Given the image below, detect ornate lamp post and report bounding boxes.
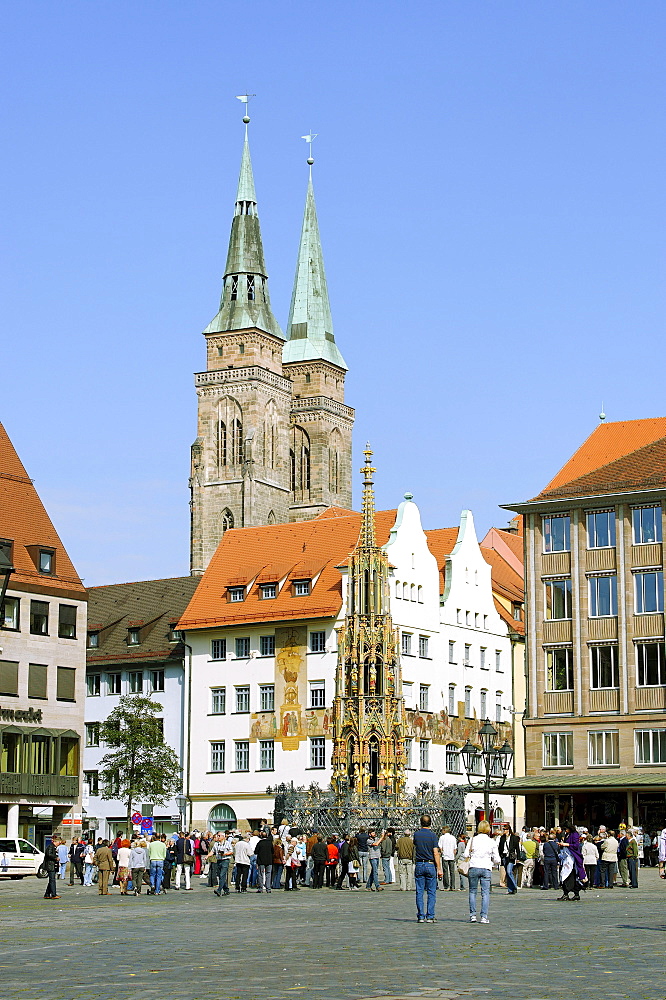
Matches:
[460,719,513,824]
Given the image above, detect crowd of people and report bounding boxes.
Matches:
[40,817,666,917]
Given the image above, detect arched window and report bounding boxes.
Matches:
[217,398,243,468]
[221,508,234,533]
[290,426,311,497]
[208,802,237,832]
[410,584,416,602]
[402,583,409,600]
[329,428,342,493]
[417,585,423,603]
[218,421,227,467]
[395,580,401,598]
[264,401,278,469]
[267,510,276,525]
[231,418,243,465]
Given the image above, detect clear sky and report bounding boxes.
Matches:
[2,1,665,585]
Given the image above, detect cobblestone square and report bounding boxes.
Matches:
[1,869,665,1000]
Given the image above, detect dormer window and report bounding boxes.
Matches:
[39,549,54,574]
[128,628,141,645]
[261,584,277,600]
[229,587,245,603]
[87,631,99,648]
[294,579,310,596]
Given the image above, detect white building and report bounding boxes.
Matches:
[179,495,522,832]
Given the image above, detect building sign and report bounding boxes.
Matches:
[0,706,43,723]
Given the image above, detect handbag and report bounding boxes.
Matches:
[456,836,473,876]
[517,848,527,863]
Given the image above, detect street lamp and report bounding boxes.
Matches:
[460,719,513,825]
[174,793,187,830]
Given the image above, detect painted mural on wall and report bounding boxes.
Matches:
[404,708,511,747]
[249,707,332,742]
[274,625,307,750]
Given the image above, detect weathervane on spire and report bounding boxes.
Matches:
[599,401,606,423]
[236,93,255,132]
[301,131,318,168]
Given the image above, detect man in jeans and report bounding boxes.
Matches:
[413,814,442,923]
[213,834,234,897]
[148,835,167,894]
[438,825,457,891]
[356,828,369,883]
[365,829,385,891]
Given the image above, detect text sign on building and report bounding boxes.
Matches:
[0,707,43,723]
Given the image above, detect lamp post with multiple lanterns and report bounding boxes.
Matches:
[460,719,514,824]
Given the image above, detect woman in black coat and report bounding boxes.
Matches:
[311,836,328,889]
[498,825,521,894]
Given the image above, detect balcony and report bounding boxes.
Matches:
[589,688,620,713]
[0,773,79,798]
[631,543,662,569]
[635,686,666,711]
[543,620,572,643]
[543,690,574,715]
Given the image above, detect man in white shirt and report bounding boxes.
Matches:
[234,835,252,892]
[438,826,457,891]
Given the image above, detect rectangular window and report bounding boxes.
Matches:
[310,737,325,769]
[108,672,121,695]
[294,580,311,596]
[495,650,502,672]
[588,730,619,766]
[480,647,487,669]
[446,745,460,773]
[129,671,143,693]
[546,648,573,691]
[418,635,429,658]
[401,633,412,656]
[260,684,275,712]
[545,579,572,619]
[87,632,99,648]
[543,732,573,767]
[150,670,165,692]
[464,687,472,718]
[86,673,101,697]
[448,684,456,715]
[480,689,487,718]
[405,738,413,768]
[635,729,666,764]
[211,639,227,660]
[85,722,100,747]
[310,631,326,653]
[589,575,617,617]
[30,600,49,635]
[235,686,250,713]
[448,641,455,663]
[38,549,53,574]
[635,571,664,614]
[475,613,480,628]
[419,740,430,770]
[0,660,18,697]
[470,752,483,776]
[309,681,325,708]
[587,510,616,548]
[633,506,662,544]
[419,684,429,711]
[84,770,99,795]
[234,740,249,771]
[260,635,275,656]
[0,596,19,630]
[211,742,225,772]
[464,644,472,666]
[56,666,76,702]
[127,628,140,645]
[590,646,618,689]
[229,587,245,602]
[495,694,502,723]
[259,740,274,770]
[58,604,77,639]
[402,681,413,707]
[456,609,462,624]
[30,734,50,774]
[235,637,250,658]
[466,611,471,626]
[29,663,48,700]
[260,584,276,599]
[637,643,666,686]
[211,687,226,714]
[543,515,571,553]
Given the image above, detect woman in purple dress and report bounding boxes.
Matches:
[558,823,587,901]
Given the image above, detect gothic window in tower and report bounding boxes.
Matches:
[230,275,238,301]
[247,275,255,301]
[267,510,276,525]
[231,418,243,465]
[217,397,243,467]
[368,735,379,790]
[264,400,278,468]
[290,426,311,497]
[329,428,342,493]
[218,422,227,466]
[221,508,234,533]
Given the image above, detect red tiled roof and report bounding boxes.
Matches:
[536,418,666,500]
[0,423,85,597]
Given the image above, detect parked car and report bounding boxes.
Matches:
[0,838,46,878]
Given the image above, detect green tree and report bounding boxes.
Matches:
[99,694,181,831]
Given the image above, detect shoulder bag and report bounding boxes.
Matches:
[457,836,473,876]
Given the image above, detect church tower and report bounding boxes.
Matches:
[190,106,292,574]
[331,449,406,798]
[282,149,354,521]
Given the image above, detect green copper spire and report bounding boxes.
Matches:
[203,113,283,340]
[283,160,347,370]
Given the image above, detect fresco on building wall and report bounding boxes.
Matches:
[404,708,512,747]
[274,625,307,750]
[249,707,332,742]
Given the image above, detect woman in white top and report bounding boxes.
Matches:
[83,842,96,886]
[463,820,500,923]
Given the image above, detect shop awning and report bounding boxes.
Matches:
[500,772,666,793]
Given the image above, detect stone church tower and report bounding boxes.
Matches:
[190,113,354,574]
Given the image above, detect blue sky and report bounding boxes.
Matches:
[2,1,665,585]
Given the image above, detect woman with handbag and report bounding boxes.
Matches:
[462,820,500,923]
[498,824,521,895]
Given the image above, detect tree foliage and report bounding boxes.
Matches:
[99,694,181,829]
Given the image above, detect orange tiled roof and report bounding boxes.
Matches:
[493,596,525,635]
[0,423,85,597]
[481,546,524,604]
[423,528,459,593]
[536,418,666,500]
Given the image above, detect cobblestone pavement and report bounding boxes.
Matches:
[1,869,665,1000]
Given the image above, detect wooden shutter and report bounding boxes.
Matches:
[56,666,76,702]
[0,660,19,696]
[28,663,48,700]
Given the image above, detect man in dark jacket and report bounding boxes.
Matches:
[541,834,560,890]
[173,832,194,890]
[311,835,328,888]
[43,837,61,899]
[68,838,85,885]
[356,828,370,883]
[254,832,273,893]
